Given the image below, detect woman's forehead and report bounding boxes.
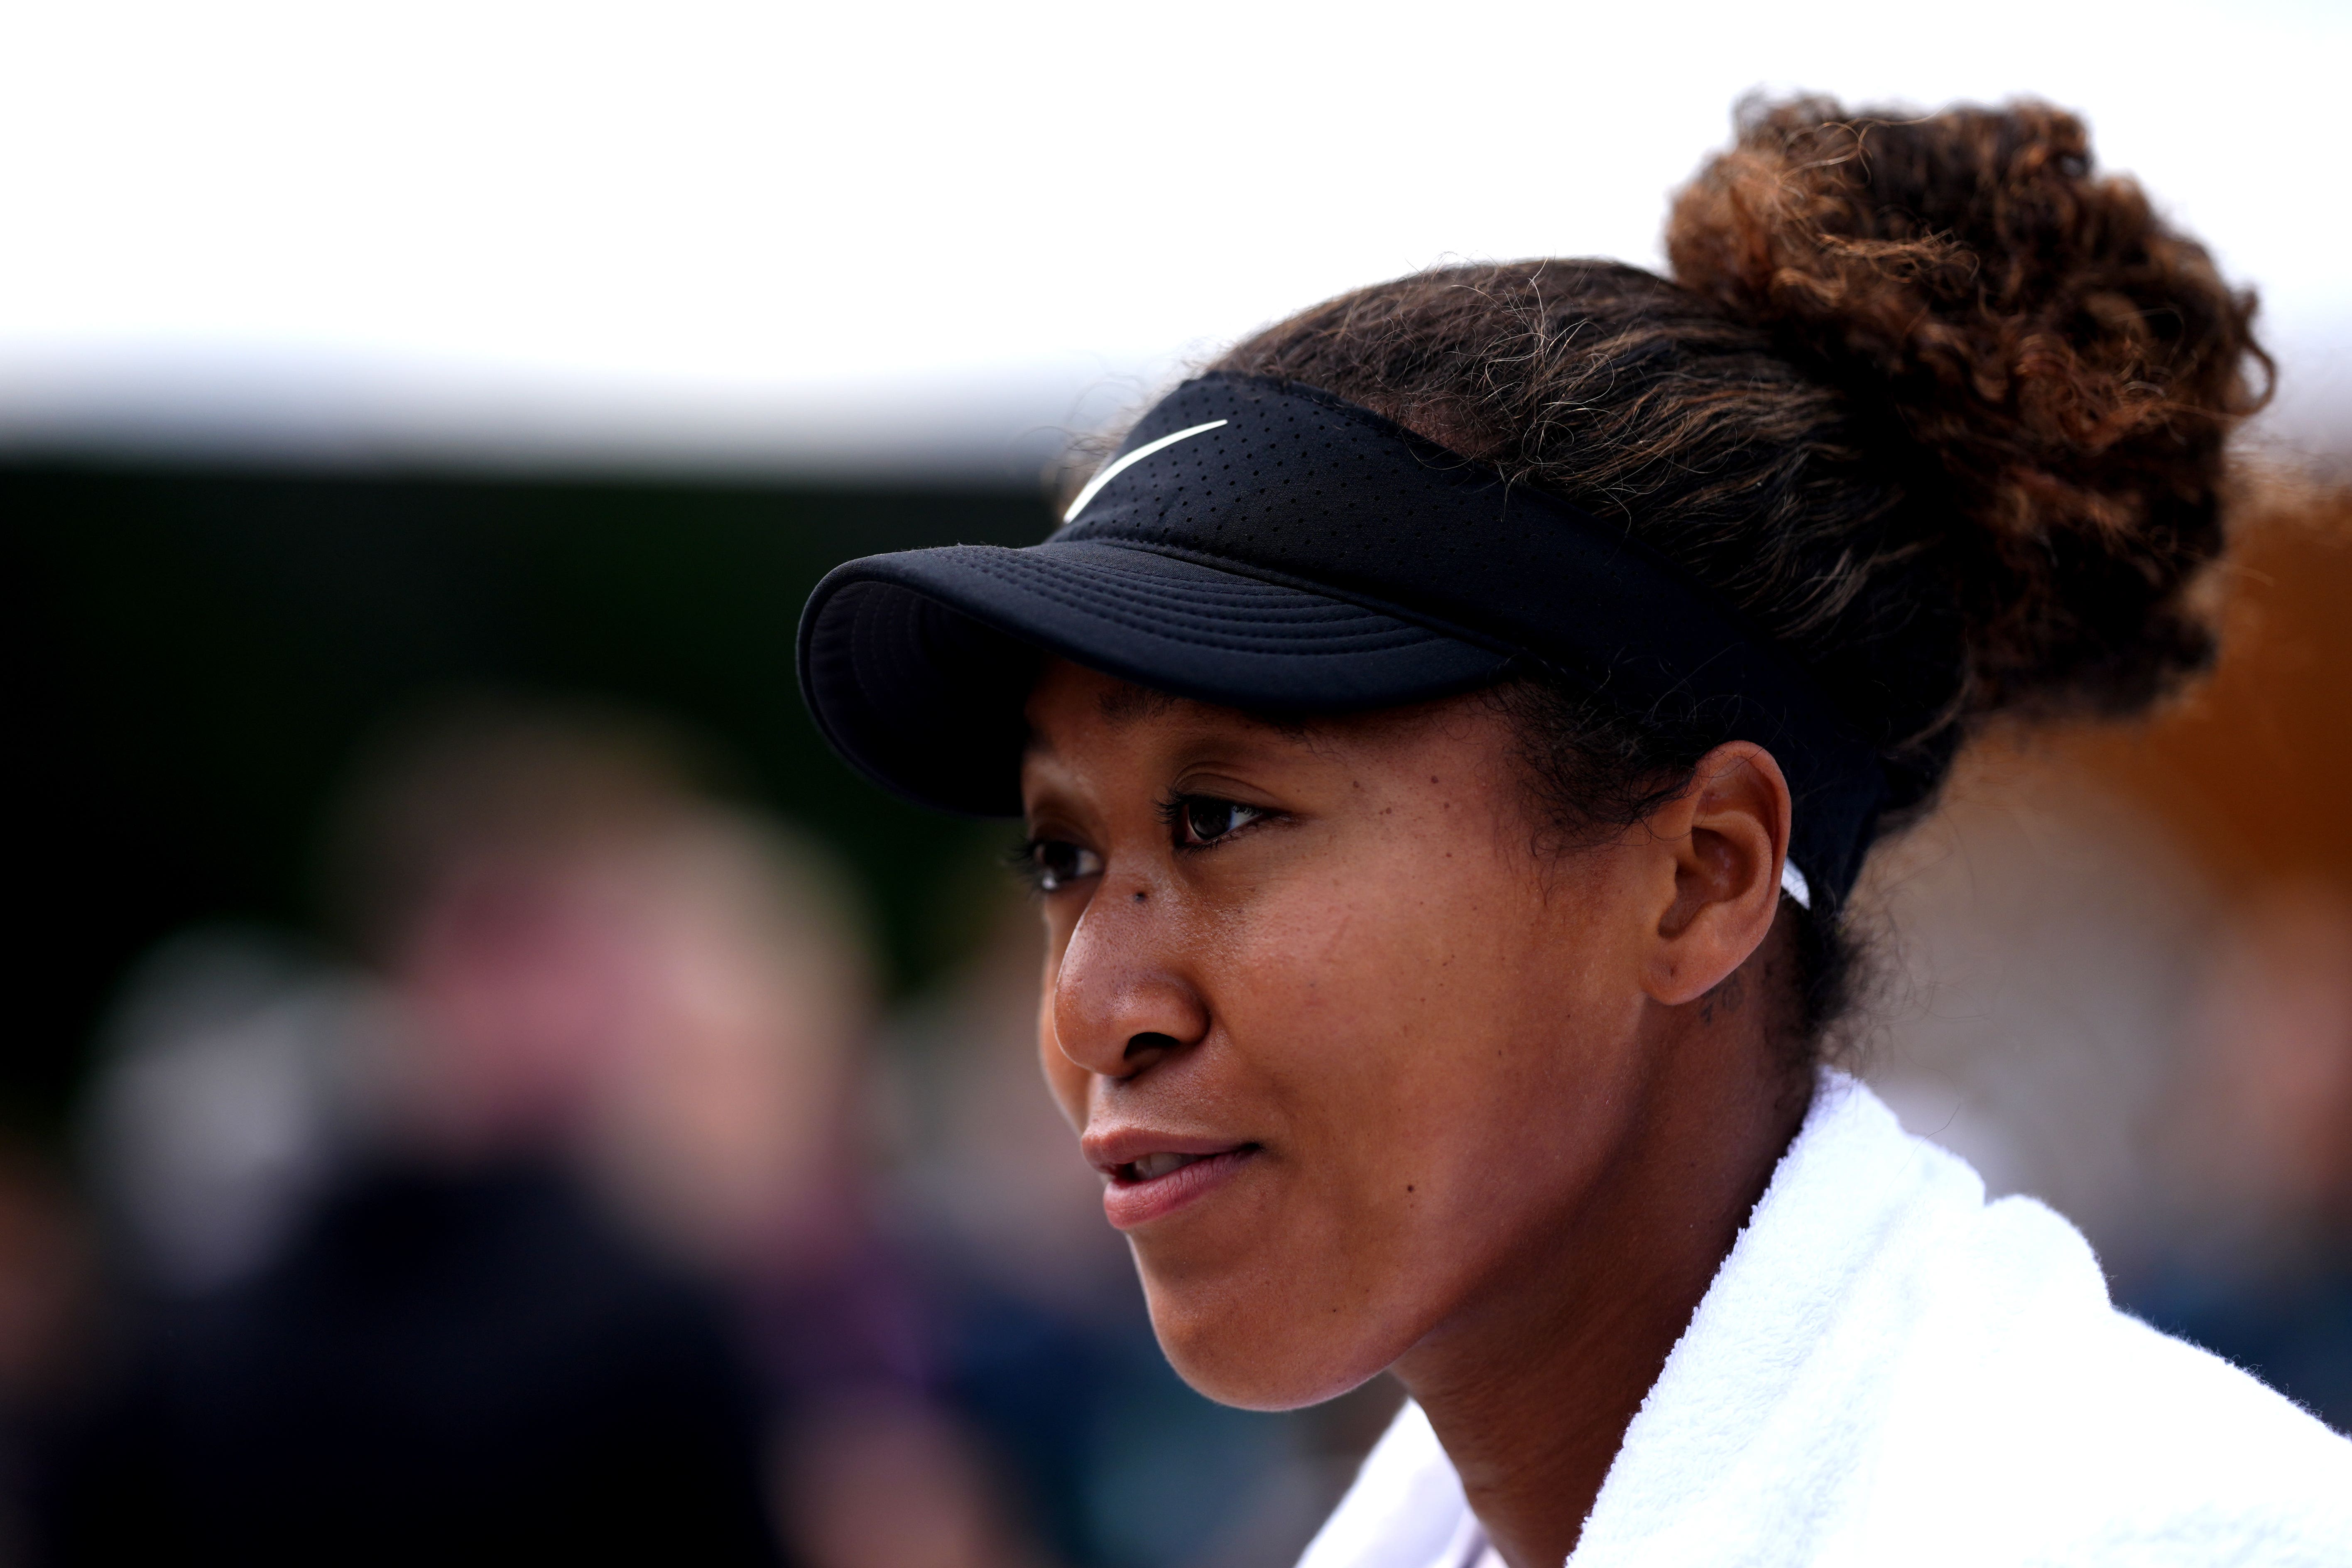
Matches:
[1020,665,1500,802]
[1024,663,1311,752]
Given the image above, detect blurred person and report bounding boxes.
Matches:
[342,710,869,1285]
[0,1150,94,1567]
[48,701,1035,1568]
[2127,883,2352,1430]
[798,98,2352,1568]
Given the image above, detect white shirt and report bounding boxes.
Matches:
[1296,1073,2352,1568]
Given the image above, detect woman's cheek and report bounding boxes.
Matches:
[1235,882,1465,1061]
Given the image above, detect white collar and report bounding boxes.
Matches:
[1295,1071,2352,1566]
[1296,1071,1928,1568]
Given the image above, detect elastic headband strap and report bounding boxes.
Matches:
[1061,373,1887,906]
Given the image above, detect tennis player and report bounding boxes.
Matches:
[799,99,2352,1566]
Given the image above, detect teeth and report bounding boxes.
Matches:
[1131,1151,1201,1181]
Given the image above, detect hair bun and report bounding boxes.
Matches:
[1666,96,2270,722]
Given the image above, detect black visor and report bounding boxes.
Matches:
[798,373,1889,906]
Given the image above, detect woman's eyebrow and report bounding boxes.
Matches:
[1095,682,1307,737]
[1096,685,1184,725]
[1236,707,1313,740]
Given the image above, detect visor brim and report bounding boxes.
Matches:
[797,540,1512,816]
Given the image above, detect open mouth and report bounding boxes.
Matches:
[1116,1150,1211,1182]
[1100,1143,1261,1228]
[1112,1144,1259,1185]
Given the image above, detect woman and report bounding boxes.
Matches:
[798,100,2352,1565]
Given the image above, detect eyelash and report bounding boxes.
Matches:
[1010,793,1271,894]
[1008,835,1098,895]
[1156,791,1270,849]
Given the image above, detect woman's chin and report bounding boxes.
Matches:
[1144,1286,1403,1411]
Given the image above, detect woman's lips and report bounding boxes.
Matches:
[1099,1144,1260,1230]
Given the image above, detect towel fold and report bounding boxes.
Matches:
[1297,1073,2352,1568]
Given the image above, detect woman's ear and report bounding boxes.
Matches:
[1634,742,1792,1007]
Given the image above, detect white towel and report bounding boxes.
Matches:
[1297,1072,2352,1568]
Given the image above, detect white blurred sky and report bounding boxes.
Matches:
[0,0,2345,476]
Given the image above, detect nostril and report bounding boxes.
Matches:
[1124,1031,1181,1062]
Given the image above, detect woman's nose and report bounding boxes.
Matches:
[1049,885,1209,1079]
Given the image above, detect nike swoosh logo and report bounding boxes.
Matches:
[1061,419,1228,524]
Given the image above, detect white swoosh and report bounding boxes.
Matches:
[1061,419,1228,524]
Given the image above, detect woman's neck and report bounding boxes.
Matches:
[1392,941,1811,1568]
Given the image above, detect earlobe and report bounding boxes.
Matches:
[1638,743,1793,1007]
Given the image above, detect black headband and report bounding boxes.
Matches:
[798,372,1890,906]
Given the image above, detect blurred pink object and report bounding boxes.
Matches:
[2173,883,2352,1235]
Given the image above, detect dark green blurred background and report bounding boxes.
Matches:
[3,463,1056,1137]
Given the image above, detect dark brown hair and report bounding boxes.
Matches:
[1201,96,2269,1041]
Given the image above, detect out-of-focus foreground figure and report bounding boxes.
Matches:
[45,702,1035,1567]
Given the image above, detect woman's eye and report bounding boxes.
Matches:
[1173,796,1265,847]
[1026,839,1102,892]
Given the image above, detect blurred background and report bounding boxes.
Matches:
[3,0,2349,1563]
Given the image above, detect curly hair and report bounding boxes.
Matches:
[1669,97,2270,721]
[1198,95,2269,1044]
